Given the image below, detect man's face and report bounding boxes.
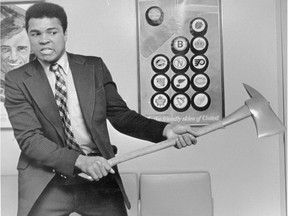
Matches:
[27,17,67,64]
[1,29,31,73]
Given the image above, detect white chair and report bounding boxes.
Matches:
[140,172,213,216]
[121,172,139,216]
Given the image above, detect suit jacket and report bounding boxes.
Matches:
[4,53,167,216]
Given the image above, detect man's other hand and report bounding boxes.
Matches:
[163,123,197,149]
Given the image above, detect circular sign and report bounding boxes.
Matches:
[191,73,210,91]
[171,36,189,55]
[151,74,170,91]
[151,54,170,73]
[145,6,164,26]
[151,92,170,112]
[171,55,189,73]
[171,93,190,112]
[190,17,208,36]
[190,36,209,54]
[171,74,189,92]
[190,54,209,72]
[191,92,211,111]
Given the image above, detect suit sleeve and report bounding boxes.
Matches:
[98,59,168,143]
[4,70,80,177]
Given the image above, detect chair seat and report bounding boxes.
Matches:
[140,172,213,216]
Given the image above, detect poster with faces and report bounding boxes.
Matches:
[137,0,224,125]
[0,2,35,128]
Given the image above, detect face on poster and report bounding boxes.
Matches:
[0,2,38,128]
[137,0,224,126]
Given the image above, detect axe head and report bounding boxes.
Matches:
[243,83,286,138]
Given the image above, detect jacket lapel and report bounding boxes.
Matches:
[68,54,95,132]
[68,54,113,158]
[23,60,65,143]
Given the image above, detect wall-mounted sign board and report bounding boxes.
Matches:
[137,0,224,125]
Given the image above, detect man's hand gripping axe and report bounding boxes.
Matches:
[79,84,286,180]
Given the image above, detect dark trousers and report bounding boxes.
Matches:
[28,174,128,216]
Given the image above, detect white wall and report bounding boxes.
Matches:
[1,0,286,216]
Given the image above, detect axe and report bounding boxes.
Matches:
[79,83,285,180]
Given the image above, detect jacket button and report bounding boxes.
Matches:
[52,169,56,173]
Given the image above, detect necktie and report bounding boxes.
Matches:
[50,63,82,152]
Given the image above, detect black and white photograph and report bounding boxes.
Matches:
[0,0,287,216]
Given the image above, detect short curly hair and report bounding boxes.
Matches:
[25,2,67,32]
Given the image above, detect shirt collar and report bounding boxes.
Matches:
[38,52,69,75]
[56,52,69,75]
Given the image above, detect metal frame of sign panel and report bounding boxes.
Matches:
[137,0,225,126]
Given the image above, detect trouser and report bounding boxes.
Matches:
[28,174,128,216]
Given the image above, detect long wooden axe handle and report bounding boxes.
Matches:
[108,105,251,166]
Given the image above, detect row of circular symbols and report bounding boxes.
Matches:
[171,36,208,55]
[151,73,210,92]
[171,17,208,54]
[148,15,210,112]
[151,54,209,74]
[151,92,211,112]
[144,5,208,37]
[189,17,210,111]
[153,17,209,112]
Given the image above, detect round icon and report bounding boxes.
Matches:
[171,74,189,92]
[191,73,210,91]
[190,36,209,54]
[151,54,170,73]
[190,54,209,72]
[171,36,189,55]
[151,74,170,91]
[191,92,211,111]
[190,17,208,36]
[151,92,170,112]
[171,55,189,73]
[145,6,164,26]
[171,93,190,112]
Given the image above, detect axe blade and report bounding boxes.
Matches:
[243,83,286,138]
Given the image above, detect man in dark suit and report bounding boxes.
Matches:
[4,2,197,216]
